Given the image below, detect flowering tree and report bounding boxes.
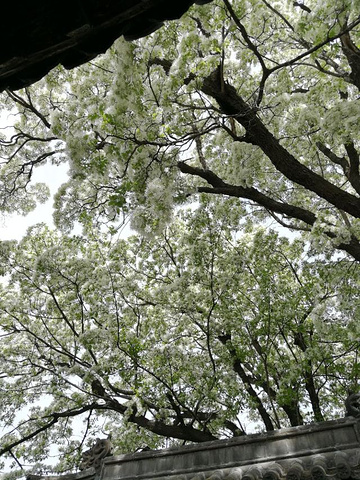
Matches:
[0,0,360,475]
[0,0,359,256]
[0,201,359,474]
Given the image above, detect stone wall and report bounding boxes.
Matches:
[28,417,360,480]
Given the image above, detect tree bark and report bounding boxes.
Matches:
[178,161,360,262]
[218,334,275,431]
[294,332,324,422]
[201,67,360,219]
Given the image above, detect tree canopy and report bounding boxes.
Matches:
[0,0,360,476]
[1,207,359,474]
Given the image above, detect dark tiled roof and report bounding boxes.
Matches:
[0,0,212,91]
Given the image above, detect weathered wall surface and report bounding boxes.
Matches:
[28,417,360,480]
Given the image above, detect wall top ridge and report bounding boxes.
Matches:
[28,417,360,480]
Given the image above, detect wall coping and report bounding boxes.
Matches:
[28,417,360,480]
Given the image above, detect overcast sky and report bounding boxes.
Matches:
[0,163,69,241]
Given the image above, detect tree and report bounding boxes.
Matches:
[0,1,359,257]
[0,200,359,474]
[0,0,360,475]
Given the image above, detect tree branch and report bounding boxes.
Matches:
[6,89,51,129]
[345,142,360,194]
[0,403,98,456]
[178,161,317,225]
[218,333,275,431]
[340,30,360,90]
[201,67,360,219]
[178,161,360,261]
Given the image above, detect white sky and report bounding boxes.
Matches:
[0,162,69,241]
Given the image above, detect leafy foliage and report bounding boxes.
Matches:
[0,202,359,473]
[0,0,359,253]
[0,0,360,475]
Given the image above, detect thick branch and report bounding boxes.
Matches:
[178,161,360,261]
[94,396,217,443]
[345,142,360,195]
[341,31,360,90]
[1,395,218,458]
[293,332,324,422]
[127,411,217,442]
[178,161,317,225]
[218,334,275,431]
[201,67,360,219]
